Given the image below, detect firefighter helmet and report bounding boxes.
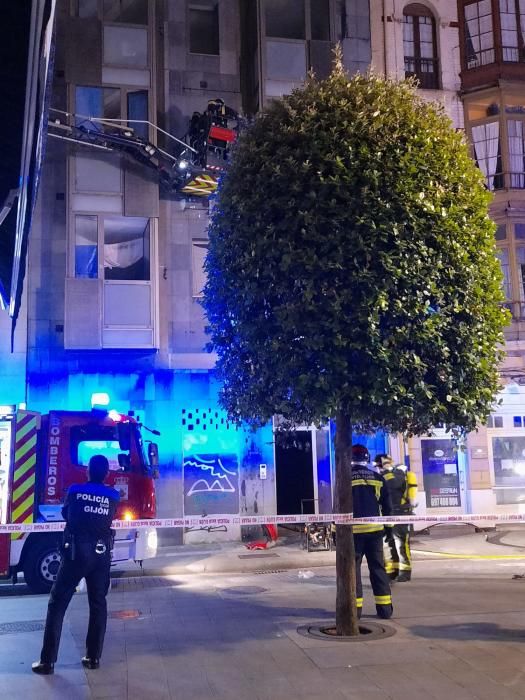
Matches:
[374,453,394,470]
[351,444,370,465]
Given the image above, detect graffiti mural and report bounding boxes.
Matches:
[183,453,239,516]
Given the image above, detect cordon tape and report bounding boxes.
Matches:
[0,512,525,534]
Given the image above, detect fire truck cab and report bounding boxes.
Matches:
[0,406,158,593]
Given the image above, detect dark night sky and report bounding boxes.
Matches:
[0,2,31,199]
[0,2,31,292]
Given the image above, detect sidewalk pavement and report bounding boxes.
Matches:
[2,525,525,699]
[112,523,525,579]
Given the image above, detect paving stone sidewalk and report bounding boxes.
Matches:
[2,559,525,699]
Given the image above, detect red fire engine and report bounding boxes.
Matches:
[0,406,159,593]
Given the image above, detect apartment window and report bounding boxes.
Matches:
[103,0,149,24]
[508,119,525,187]
[189,1,219,55]
[496,223,507,240]
[73,215,150,281]
[104,216,150,281]
[403,4,439,89]
[265,0,305,39]
[75,86,121,128]
[192,240,208,296]
[75,215,98,279]
[516,223,525,239]
[103,25,148,67]
[471,121,502,190]
[310,0,330,40]
[496,248,512,299]
[500,0,525,61]
[127,90,149,140]
[464,1,495,68]
[77,0,98,18]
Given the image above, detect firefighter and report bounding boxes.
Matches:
[32,455,120,675]
[351,444,393,619]
[374,454,418,582]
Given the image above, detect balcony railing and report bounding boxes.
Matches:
[404,57,439,90]
[482,171,525,191]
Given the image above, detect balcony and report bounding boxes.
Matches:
[404,57,440,90]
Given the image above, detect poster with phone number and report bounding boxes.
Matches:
[421,438,461,508]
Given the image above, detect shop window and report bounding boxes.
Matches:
[103,25,148,67]
[403,4,439,89]
[103,0,149,24]
[496,248,512,300]
[265,0,305,39]
[492,435,525,504]
[104,216,150,281]
[464,0,495,68]
[75,215,98,279]
[189,1,219,55]
[192,240,208,297]
[471,122,502,190]
[499,0,525,62]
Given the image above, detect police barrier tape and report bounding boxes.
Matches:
[1,511,525,534]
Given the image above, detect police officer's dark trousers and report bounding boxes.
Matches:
[40,541,111,664]
[354,531,392,617]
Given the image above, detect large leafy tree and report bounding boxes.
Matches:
[202,63,508,635]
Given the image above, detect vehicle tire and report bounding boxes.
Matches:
[23,538,62,594]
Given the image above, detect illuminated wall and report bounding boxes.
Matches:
[25,367,277,542]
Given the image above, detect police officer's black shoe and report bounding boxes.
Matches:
[395,573,411,583]
[81,657,100,670]
[32,661,54,675]
[376,604,393,620]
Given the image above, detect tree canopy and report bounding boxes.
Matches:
[202,67,508,436]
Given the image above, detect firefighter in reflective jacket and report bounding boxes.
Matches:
[351,444,393,619]
[32,455,120,675]
[375,454,418,582]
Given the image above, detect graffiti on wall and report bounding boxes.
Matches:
[183,452,239,516]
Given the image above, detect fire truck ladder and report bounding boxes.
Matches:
[47,100,242,198]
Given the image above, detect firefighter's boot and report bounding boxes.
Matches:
[376,603,393,620]
[395,572,411,583]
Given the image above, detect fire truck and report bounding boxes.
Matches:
[0,405,159,593]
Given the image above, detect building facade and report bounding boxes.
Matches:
[0,1,380,542]
[5,0,520,534]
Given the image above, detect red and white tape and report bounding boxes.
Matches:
[1,511,525,534]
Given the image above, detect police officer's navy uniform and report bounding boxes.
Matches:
[352,460,393,618]
[383,466,417,581]
[38,479,119,667]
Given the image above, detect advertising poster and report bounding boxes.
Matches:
[421,438,461,508]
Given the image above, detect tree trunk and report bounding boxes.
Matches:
[334,410,359,636]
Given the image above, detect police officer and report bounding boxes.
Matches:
[375,454,418,582]
[351,444,393,619]
[32,455,120,675]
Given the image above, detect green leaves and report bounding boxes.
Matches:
[202,69,508,436]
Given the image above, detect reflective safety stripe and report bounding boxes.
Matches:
[385,561,398,572]
[399,563,411,571]
[353,524,384,534]
[374,595,392,605]
[356,598,363,608]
